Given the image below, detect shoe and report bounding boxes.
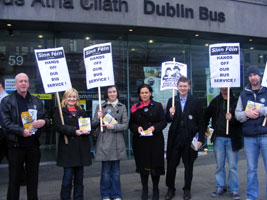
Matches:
[183,189,191,200]
[113,198,121,200]
[211,187,227,197]
[141,187,148,200]
[103,198,111,200]
[152,188,159,200]
[165,189,175,200]
[230,191,240,200]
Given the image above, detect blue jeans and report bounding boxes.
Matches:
[100,160,121,199]
[244,136,267,200]
[213,137,239,192]
[61,167,84,200]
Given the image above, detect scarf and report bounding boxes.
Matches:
[130,100,151,114]
[107,99,118,108]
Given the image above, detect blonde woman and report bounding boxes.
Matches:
[54,88,92,200]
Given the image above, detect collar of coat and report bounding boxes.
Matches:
[62,106,84,116]
[245,84,266,95]
[175,92,192,103]
[135,100,156,108]
[102,101,124,108]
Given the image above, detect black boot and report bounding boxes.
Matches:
[151,175,160,200]
[140,174,149,200]
[141,186,148,200]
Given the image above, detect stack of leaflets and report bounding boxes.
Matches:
[191,132,199,151]
[245,100,264,111]
[140,129,153,137]
[102,113,117,125]
[78,118,91,131]
[206,127,214,144]
[21,109,37,134]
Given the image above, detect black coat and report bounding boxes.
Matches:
[54,106,92,167]
[0,91,49,147]
[166,93,205,160]
[129,100,167,174]
[204,92,243,151]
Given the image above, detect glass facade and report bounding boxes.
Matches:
[1,22,267,163]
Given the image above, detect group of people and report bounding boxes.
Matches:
[0,65,267,200]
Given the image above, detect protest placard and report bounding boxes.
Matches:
[261,62,267,126]
[209,43,240,134]
[34,47,72,93]
[209,43,240,88]
[35,47,72,144]
[160,61,187,91]
[84,42,114,90]
[261,62,267,87]
[83,42,115,132]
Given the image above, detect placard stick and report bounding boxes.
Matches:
[262,117,267,126]
[56,92,68,144]
[226,87,230,135]
[172,57,176,108]
[98,86,103,132]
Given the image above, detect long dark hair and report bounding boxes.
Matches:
[104,85,120,101]
[137,84,153,101]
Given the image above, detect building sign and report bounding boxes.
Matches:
[5,79,16,93]
[1,0,225,23]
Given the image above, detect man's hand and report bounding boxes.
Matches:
[245,107,260,119]
[169,107,175,116]
[23,129,32,137]
[197,141,202,150]
[32,119,45,129]
[225,112,232,120]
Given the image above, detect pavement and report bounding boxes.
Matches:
[0,150,266,200]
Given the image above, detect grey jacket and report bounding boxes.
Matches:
[92,101,128,161]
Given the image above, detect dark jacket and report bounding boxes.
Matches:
[166,93,205,160]
[0,91,49,147]
[129,100,167,174]
[239,85,267,136]
[54,106,92,167]
[204,92,243,151]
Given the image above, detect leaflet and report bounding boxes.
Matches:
[21,110,37,134]
[102,113,118,125]
[245,100,264,111]
[191,132,199,151]
[140,129,153,137]
[78,117,91,131]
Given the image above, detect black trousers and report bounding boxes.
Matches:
[7,146,40,200]
[165,144,195,191]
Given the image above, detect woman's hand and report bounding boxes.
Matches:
[148,126,155,133]
[138,126,143,134]
[97,110,103,119]
[76,130,90,136]
[102,124,113,130]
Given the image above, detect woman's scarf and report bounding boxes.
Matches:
[130,100,151,114]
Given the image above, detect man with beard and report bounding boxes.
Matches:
[235,66,267,200]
